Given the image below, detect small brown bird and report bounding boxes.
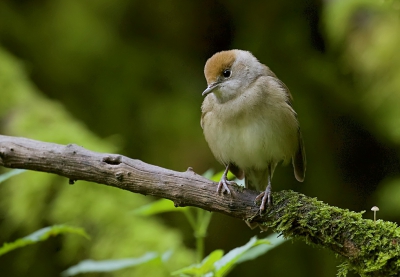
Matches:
[201,49,306,212]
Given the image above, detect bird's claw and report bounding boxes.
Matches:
[216,176,235,195]
[255,185,272,214]
[255,191,265,202]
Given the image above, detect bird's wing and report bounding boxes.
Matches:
[263,69,306,182]
[262,65,294,105]
[274,77,294,106]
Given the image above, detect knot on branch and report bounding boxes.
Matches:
[0,146,14,164]
[115,171,124,181]
[102,155,122,165]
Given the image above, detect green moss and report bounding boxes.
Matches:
[263,190,400,276]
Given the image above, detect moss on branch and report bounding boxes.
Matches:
[263,191,400,276]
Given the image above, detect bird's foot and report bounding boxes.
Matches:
[254,191,264,202]
[255,184,272,213]
[216,175,235,194]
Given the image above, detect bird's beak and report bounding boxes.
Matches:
[202,82,219,96]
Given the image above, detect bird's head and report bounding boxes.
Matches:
[203,50,265,103]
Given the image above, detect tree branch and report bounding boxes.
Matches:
[0,135,399,276]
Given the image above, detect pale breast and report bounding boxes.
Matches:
[201,83,299,170]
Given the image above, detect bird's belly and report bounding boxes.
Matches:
[204,113,296,170]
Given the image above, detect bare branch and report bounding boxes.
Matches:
[0,135,399,276]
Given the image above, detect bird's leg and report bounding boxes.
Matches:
[256,172,273,213]
[216,164,235,194]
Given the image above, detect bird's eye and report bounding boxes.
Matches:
[222,69,232,78]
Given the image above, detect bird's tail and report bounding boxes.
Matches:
[293,128,306,182]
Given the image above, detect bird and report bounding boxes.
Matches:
[201,49,306,213]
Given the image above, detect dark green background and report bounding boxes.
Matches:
[1,0,400,276]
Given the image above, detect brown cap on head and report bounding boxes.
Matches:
[204,50,236,84]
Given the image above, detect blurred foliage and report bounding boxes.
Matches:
[0,169,25,183]
[135,196,212,263]
[62,252,170,276]
[1,0,400,276]
[0,47,194,276]
[172,235,280,277]
[0,224,89,257]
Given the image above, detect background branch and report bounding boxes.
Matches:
[0,135,399,276]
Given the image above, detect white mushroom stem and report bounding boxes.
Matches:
[371,206,379,222]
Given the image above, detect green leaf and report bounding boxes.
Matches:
[236,233,286,264]
[133,198,188,216]
[171,249,224,276]
[171,235,285,277]
[210,170,223,182]
[161,249,174,263]
[199,250,224,273]
[202,169,215,180]
[0,225,89,256]
[209,170,234,182]
[208,170,244,187]
[214,236,270,277]
[0,169,26,183]
[61,252,159,276]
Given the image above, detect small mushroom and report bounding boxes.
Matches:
[371,206,379,222]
